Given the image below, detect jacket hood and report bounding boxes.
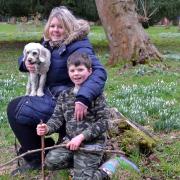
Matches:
[63,20,90,46]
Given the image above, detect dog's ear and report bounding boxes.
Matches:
[39,48,48,63]
[22,48,27,61]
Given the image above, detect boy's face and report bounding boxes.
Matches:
[68,64,92,87]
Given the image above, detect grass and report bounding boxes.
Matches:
[146,26,180,52]
[0,23,180,179]
[105,66,180,131]
[0,22,43,42]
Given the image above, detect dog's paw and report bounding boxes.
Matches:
[37,91,44,97]
[29,91,37,96]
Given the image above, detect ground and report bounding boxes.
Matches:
[0,131,179,179]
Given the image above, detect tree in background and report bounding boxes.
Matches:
[5,0,32,17]
[154,0,180,25]
[135,0,158,28]
[40,0,62,18]
[74,0,99,21]
[0,0,8,17]
[0,0,62,19]
[95,0,163,65]
[0,0,99,21]
[0,0,179,25]
[136,0,180,25]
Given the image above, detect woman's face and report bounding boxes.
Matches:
[49,17,66,41]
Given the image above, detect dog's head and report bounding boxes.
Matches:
[23,43,49,64]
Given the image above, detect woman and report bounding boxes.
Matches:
[7,6,107,174]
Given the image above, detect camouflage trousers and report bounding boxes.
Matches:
[45,145,105,180]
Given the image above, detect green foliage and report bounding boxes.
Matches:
[40,0,62,18]
[155,0,180,20]
[34,0,44,14]
[135,0,180,25]
[5,0,32,17]
[0,0,8,16]
[41,0,99,21]
[73,0,99,21]
[1,0,180,24]
[0,0,63,18]
[0,0,99,21]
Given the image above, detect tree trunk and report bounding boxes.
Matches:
[95,0,163,65]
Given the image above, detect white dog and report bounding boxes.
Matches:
[23,42,51,97]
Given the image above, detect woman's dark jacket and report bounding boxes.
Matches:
[19,37,107,106]
[16,32,107,125]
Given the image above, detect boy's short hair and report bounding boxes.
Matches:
[67,52,92,69]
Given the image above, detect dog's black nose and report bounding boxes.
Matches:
[28,59,34,64]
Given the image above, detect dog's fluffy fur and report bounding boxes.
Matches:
[23,42,51,97]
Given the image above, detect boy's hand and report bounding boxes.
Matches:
[36,123,49,136]
[66,134,85,151]
[74,102,88,121]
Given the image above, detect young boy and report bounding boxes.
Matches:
[37,52,110,179]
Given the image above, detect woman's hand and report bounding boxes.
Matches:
[66,134,85,151]
[74,102,88,121]
[36,123,49,136]
[25,60,36,73]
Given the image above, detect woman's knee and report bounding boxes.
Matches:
[7,97,22,121]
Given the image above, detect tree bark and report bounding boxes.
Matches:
[95,0,163,65]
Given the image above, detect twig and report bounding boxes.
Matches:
[0,144,125,169]
[40,120,45,180]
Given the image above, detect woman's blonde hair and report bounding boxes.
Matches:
[44,6,90,41]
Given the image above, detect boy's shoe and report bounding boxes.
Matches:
[11,159,41,176]
[99,156,119,178]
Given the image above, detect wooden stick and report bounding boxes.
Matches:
[40,120,45,180]
[0,144,125,169]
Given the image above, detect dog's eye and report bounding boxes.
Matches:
[33,52,38,56]
[26,51,30,54]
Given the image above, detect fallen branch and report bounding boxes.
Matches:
[0,144,125,169]
[40,120,45,180]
